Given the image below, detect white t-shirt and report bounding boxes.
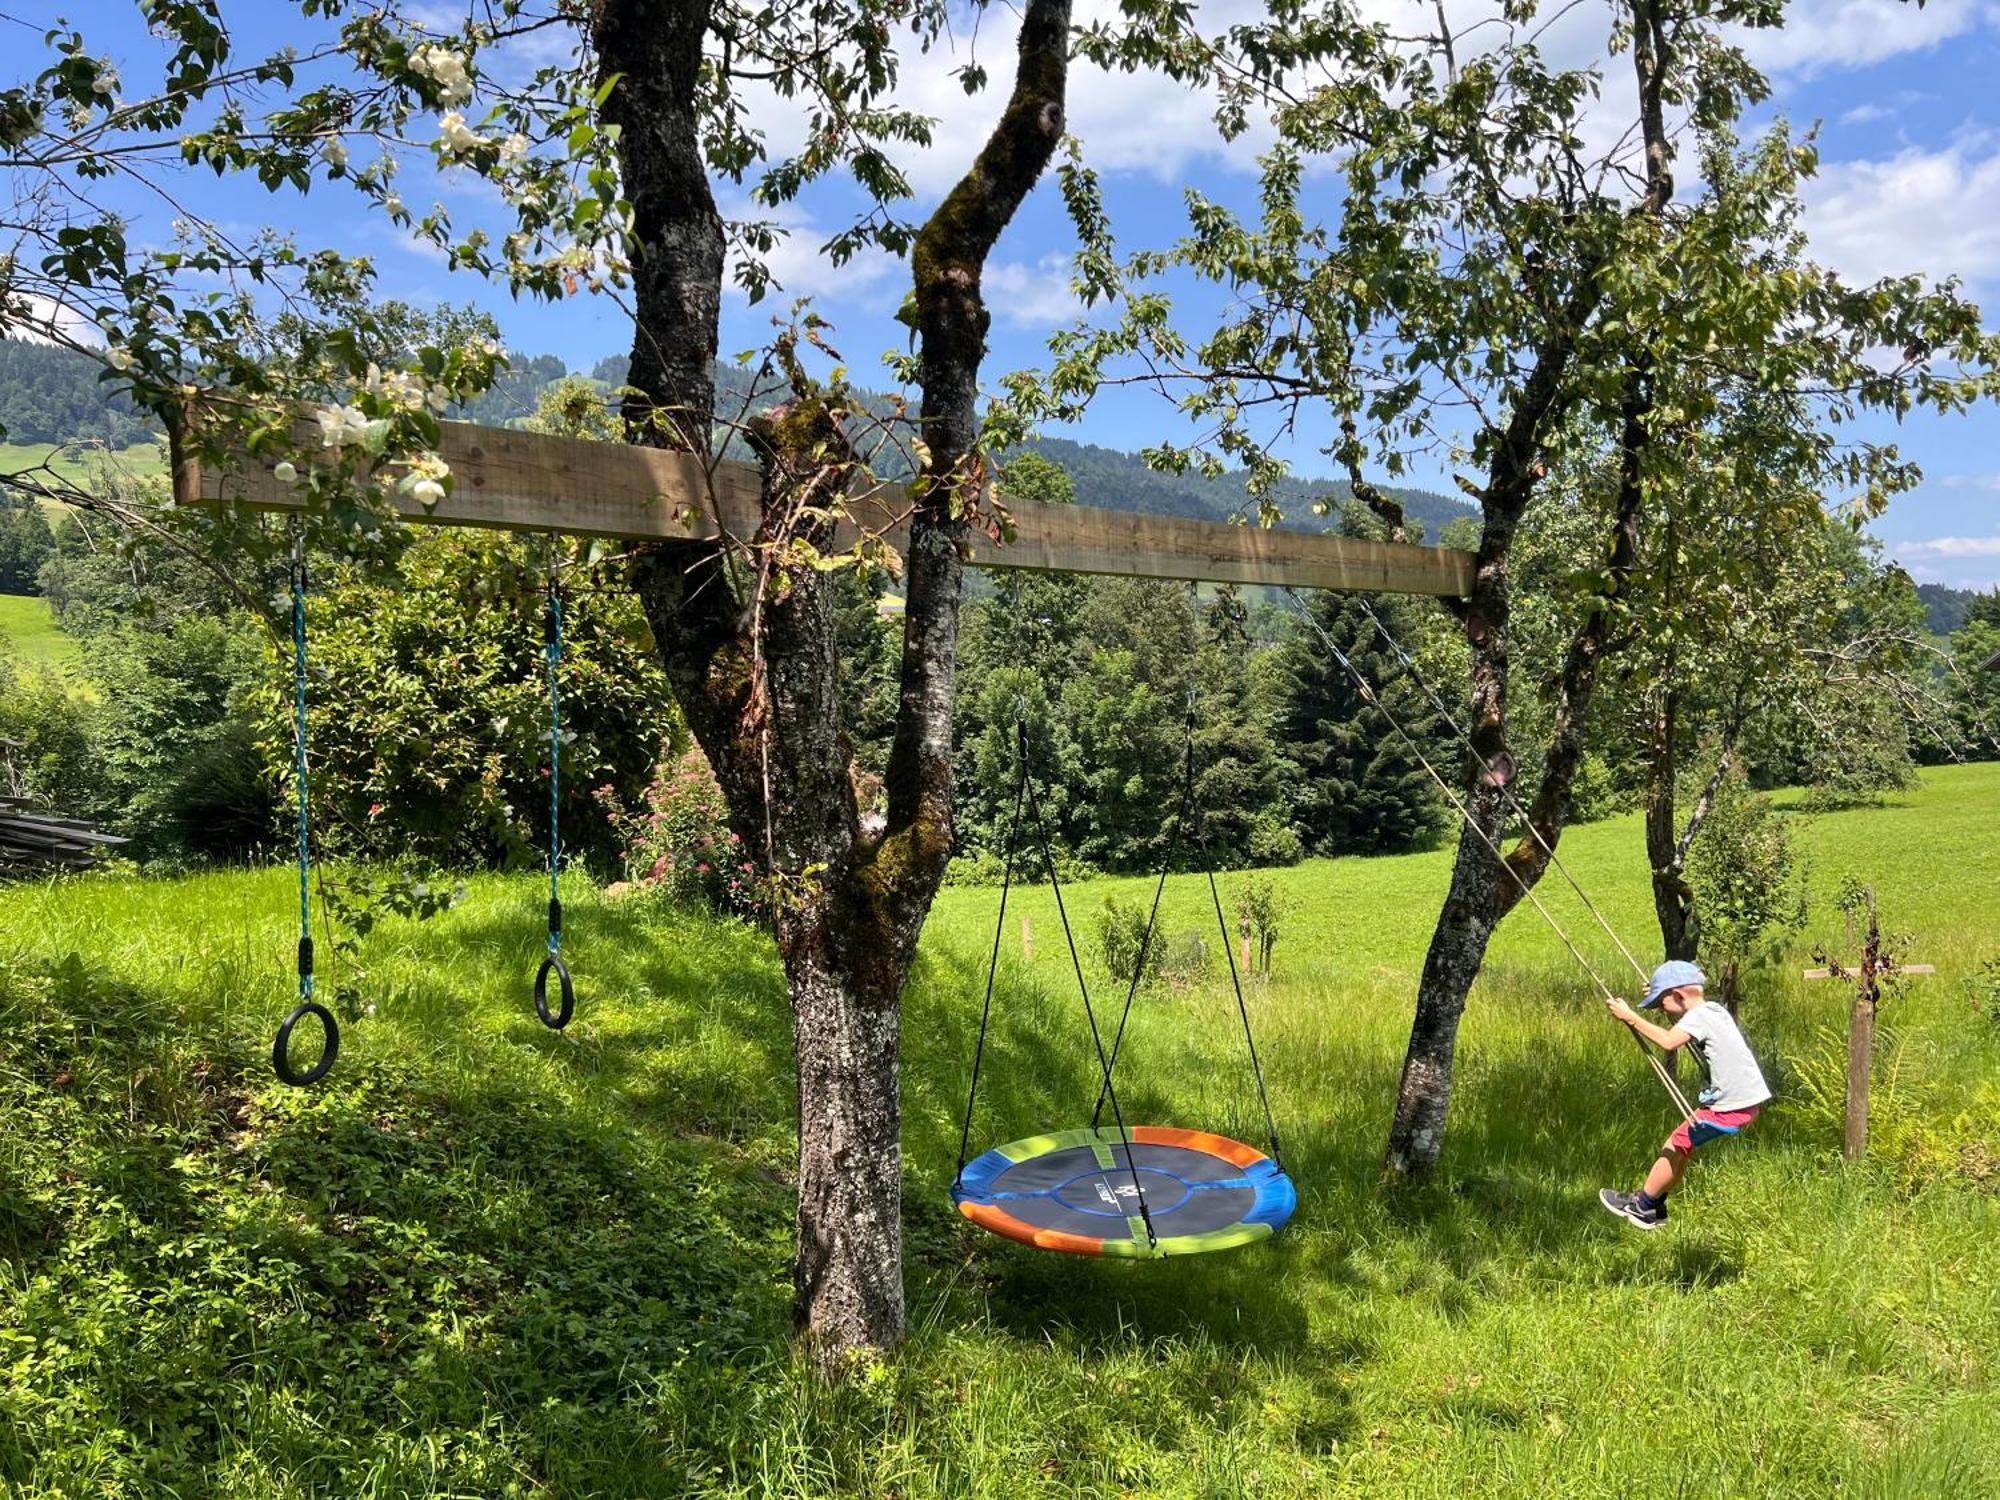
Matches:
[1673,1002,1772,1111]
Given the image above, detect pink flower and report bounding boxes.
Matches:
[368,802,384,818]
[697,862,710,874]
[648,856,670,880]
[728,831,741,844]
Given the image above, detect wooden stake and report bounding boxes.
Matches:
[1021,915,1032,961]
[1803,888,1930,1161]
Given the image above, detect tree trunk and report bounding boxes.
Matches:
[603,0,1073,1364]
[786,910,905,1349]
[1645,686,1699,961]
[1382,3,1677,1180]
[1384,820,1508,1176]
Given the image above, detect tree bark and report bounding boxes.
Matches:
[1645,687,1698,961]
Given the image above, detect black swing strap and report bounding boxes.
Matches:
[1089,692,1198,1129]
[952,709,1158,1248]
[953,718,1029,1184]
[1200,835,1284,1169]
[1019,727,1158,1248]
[1087,693,1285,1169]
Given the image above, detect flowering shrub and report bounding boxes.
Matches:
[600,747,760,915]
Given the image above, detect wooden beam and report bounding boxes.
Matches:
[1801,964,1933,980]
[175,416,1476,597]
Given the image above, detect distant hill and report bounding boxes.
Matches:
[1916,582,1997,637]
[627,355,1473,542]
[0,340,154,448]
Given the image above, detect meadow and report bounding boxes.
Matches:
[0,597,81,677]
[0,438,168,511]
[0,765,1996,1496]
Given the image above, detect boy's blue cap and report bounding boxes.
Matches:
[1642,960,1706,1009]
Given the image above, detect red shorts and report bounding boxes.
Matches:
[1666,1105,1760,1154]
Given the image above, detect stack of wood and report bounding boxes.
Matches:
[0,739,126,873]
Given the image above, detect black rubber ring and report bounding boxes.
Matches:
[534,954,574,1030]
[273,1001,339,1087]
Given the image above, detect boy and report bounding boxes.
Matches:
[1599,959,1771,1231]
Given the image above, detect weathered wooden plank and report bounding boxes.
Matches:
[1801,965,1934,980]
[176,416,1476,597]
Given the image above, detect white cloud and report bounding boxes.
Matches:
[722,202,900,306]
[1803,136,2000,291]
[983,253,1083,327]
[1740,0,1996,79]
[1,292,102,348]
[1887,534,2000,588]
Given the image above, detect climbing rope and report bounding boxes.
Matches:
[533,536,574,1029]
[1282,590,1695,1122]
[955,707,1159,1250]
[273,524,338,1087]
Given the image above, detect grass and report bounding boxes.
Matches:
[1,765,1997,1495]
[0,595,82,677]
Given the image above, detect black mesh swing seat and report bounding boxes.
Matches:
[951,701,1295,1260]
[955,1125,1294,1258]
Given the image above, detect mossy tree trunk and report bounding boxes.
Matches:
[594,0,1073,1363]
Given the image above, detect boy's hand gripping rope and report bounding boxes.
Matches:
[273,526,338,1086]
[533,537,575,1030]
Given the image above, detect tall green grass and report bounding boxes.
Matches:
[0,765,1996,1496]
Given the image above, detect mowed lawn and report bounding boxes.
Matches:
[0,766,1995,1496]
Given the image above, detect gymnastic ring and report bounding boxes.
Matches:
[273,1001,339,1087]
[534,954,574,1030]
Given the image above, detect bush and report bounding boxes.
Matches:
[1246,813,1304,867]
[1687,769,1807,1004]
[0,656,104,821]
[85,614,275,864]
[1094,894,1164,990]
[600,746,759,914]
[290,532,674,871]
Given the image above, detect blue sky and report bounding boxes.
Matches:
[52,0,2000,588]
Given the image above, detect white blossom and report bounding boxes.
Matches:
[498,132,529,163]
[273,460,300,485]
[412,46,474,107]
[435,111,484,159]
[321,137,348,171]
[104,347,134,372]
[410,477,445,507]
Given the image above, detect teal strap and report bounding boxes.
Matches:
[291,528,314,999]
[544,539,563,955]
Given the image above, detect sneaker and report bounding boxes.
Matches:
[1599,1188,1668,1231]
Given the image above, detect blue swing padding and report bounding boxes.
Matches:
[954,1125,1297,1258]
